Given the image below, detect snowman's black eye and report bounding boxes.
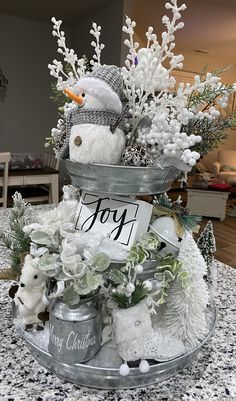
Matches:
[34,275,38,279]
[81,93,85,97]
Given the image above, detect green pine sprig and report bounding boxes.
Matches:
[178,214,202,231]
[50,82,68,112]
[187,82,234,110]
[154,193,172,208]
[183,115,230,155]
[111,282,150,309]
[0,192,31,273]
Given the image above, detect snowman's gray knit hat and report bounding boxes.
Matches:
[74,65,123,113]
[87,65,123,98]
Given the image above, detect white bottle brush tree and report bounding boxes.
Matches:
[163,234,209,348]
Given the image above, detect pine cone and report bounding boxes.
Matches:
[122,145,154,167]
[172,203,190,216]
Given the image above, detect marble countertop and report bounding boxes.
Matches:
[0,206,235,401]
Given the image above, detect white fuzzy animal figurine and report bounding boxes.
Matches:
[64,65,126,165]
[14,254,48,329]
[62,184,79,201]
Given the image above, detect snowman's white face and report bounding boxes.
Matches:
[77,91,105,110]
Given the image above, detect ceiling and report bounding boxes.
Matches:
[132,0,236,68]
[0,0,236,67]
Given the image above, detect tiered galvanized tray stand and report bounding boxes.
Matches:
[15,161,217,389]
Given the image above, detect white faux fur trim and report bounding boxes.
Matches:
[74,77,122,114]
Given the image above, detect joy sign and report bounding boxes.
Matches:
[75,191,153,249]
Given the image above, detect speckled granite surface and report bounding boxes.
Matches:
[0,206,235,401]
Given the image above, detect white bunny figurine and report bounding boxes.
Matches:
[14,254,47,328]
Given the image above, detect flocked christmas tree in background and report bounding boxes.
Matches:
[197,220,217,297]
[0,193,31,280]
[164,234,209,348]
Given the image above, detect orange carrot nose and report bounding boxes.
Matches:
[64,88,84,105]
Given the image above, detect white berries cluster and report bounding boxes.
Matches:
[51,119,65,140]
[116,282,135,298]
[62,102,77,117]
[136,100,202,166]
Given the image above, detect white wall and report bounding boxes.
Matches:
[0,13,60,153]
[0,3,125,156]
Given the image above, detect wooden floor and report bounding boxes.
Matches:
[199,216,236,268]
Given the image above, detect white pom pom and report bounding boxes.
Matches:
[143,280,153,291]
[134,264,143,274]
[139,359,150,373]
[116,284,125,294]
[126,283,135,293]
[119,363,130,376]
[188,158,196,166]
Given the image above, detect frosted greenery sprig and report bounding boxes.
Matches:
[110,232,160,309]
[62,252,110,305]
[152,254,187,306]
[34,247,111,306]
[184,115,230,155]
[188,82,235,110]
[0,192,31,276]
[123,232,161,272]
[197,221,216,268]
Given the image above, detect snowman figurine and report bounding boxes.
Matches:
[63,65,126,165]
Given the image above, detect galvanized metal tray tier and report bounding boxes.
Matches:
[65,160,180,195]
[14,306,217,389]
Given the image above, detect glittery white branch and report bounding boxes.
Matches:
[122,1,186,142]
[90,22,105,70]
[48,18,105,91]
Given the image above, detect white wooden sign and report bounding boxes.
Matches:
[75,191,153,249]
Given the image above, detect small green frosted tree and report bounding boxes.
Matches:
[197,220,216,267]
[0,192,31,279]
[197,220,217,297]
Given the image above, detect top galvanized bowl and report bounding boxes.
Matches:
[66,160,180,195]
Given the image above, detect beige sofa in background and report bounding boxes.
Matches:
[212,150,236,183]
